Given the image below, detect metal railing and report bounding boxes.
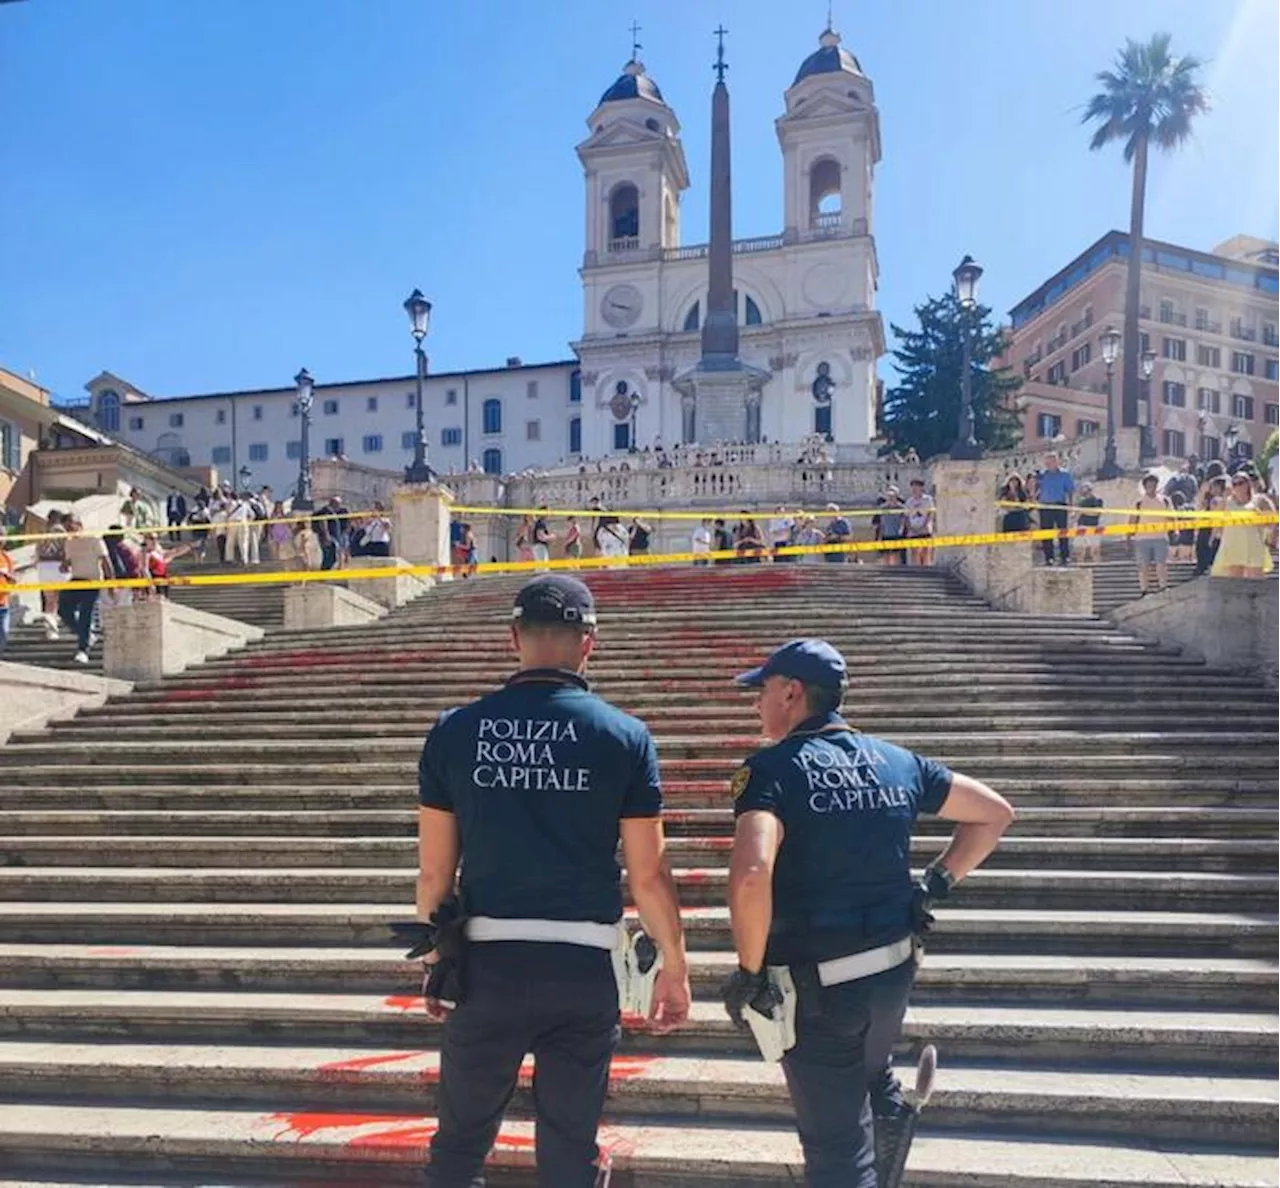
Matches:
[608,236,640,254]
[1158,310,1188,326]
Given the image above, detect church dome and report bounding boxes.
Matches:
[600,59,666,106]
[793,28,863,85]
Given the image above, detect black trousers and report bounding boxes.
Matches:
[1195,530,1219,575]
[780,956,916,1188]
[59,584,99,652]
[1038,506,1070,564]
[426,946,619,1188]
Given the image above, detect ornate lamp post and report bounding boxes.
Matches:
[1097,325,1122,479]
[629,390,641,452]
[1224,422,1241,469]
[1139,348,1157,463]
[293,368,315,511]
[950,254,983,460]
[403,288,437,484]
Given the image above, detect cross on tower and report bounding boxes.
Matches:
[629,20,642,60]
[826,0,834,31]
[713,25,728,83]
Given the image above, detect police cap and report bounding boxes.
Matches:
[512,575,597,627]
[735,638,847,690]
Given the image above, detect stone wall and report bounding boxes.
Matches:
[0,662,132,744]
[102,601,264,684]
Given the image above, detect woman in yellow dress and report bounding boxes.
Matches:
[1211,473,1276,578]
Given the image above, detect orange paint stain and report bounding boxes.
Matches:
[382,994,424,1012]
[316,1051,424,1079]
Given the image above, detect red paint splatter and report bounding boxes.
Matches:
[382,994,423,1012]
[609,1055,657,1081]
[316,1051,424,1079]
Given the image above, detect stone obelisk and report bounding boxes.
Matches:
[674,26,769,445]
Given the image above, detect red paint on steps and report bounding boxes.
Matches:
[317,1051,425,1078]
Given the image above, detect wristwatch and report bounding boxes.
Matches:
[923,862,956,900]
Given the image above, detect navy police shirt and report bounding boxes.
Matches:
[418,669,662,927]
[733,712,953,966]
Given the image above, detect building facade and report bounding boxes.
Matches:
[1006,232,1279,463]
[72,25,885,493]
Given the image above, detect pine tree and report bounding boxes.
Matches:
[880,292,1024,461]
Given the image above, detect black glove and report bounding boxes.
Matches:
[721,966,782,1030]
[390,897,469,1006]
[910,864,954,940]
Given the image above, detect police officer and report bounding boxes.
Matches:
[415,574,692,1187]
[722,639,1014,1188]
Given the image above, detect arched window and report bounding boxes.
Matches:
[482,398,502,435]
[569,416,582,454]
[569,369,582,404]
[814,404,832,439]
[683,302,701,332]
[609,183,640,248]
[683,294,762,331]
[98,389,121,433]
[809,157,842,226]
[482,447,503,475]
[745,296,762,326]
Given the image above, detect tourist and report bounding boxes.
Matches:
[734,512,765,563]
[1074,481,1104,563]
[1168,492,1195,564]
[166,491,188,542]
[515,514,534,564]
[876,486,907,566]
[1129,474,1171,595]
[1035,451,1075,567]
[187,501,212,563]
[103,525,142,608]
[60,514,112,664]
[823,502,851,563]
[531,507,555,570]
[1211,473,1276,579]
[315,496,350,569]
[768,505,794,563]
[795,514,824,562]
[563,516,582,561]
[364,501,393,558]
[903,478,936,565]
[628,516,653,557]
[1163,458,1200,508]
[226,492,259,566]
[1194,475,1228,576]
[122,487,158,533]
[140,532,173,599]
[460,523,479,577]
[691,517,712,566]
[0,539,14,659]
[712,517,733,565]
[594,508,628,558]
[999,475,1031,534]
[267,502,293,563]
[209,492,231,564]
[35,509,67,640]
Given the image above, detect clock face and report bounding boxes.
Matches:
[601,284,643,329]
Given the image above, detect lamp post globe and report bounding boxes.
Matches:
[402,289,438,484]
[1223,422,1241,468]
[292,368,315,511]
[1138,348,1157,463]
[1097,325,1123,479]
[949,254,983,460]
[629,391,641,452]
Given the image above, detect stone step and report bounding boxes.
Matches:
[0,1044,1274,1152]
[0,944,1269,1008]
[0,998,1271,1075]
[0,1104,1275,1188]
[3,806,1271,840]
[3,835,1270,874]
[0,903,1269,957]
[0,865,1271,913]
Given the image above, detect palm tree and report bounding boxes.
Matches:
[1083,33,1208,430]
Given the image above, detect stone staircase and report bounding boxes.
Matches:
[0,565,1274,1186]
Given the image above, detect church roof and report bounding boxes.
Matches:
[793,28,863,85]
[600,59,666,106]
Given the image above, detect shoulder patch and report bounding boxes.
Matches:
[730,766,752,800]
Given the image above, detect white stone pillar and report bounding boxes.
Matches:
[392,483,455,571]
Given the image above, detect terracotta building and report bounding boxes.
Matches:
[1005,231,1279,464]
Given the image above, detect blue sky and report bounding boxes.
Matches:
[2,0,1276,403]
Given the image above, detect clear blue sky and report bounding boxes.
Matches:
[2,0,1275,404]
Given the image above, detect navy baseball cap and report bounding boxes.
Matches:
[735,639,847,690]
[512,575,597,627]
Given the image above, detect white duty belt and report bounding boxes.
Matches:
[816,935,916,987]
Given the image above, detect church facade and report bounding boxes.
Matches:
[77,27,885,496]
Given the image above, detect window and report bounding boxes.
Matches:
[1232,352,1256,375]
[402,431,417,450]
[212,446,231,465]
[1236,441,1255,460]
[286,441,301,460]
[216,409,227,425]
[1036,413,1062,438]
[1195,308,1211,331]
[482,398,502,434]
[683,303,701,332]
[745,296,763,326]
[324,437,344,456]
[814,403,832,439]
[1200,435,1219,460]
[97,390,121,433]
[128,416,145,431]
[169,412,185,428]
[482,447,503,474]
[1233,394,1254,420]
[252,405,264,421]
[526,380,538,400]
[323,399,339,415]
[526,420,541,441]
[613,422,633,451]
[1076,419,1099,436]
[1046,360,1066,384]
[1197,388,1221,414]
[1196,344,1221,367]
[0,420,19,472]
[1162,337,1186,361]
[248,443,268,462]
[1159,299,1175,323]
[406,391,418,409]
[1264,323,1279,347]
[1139,331,1151,355]
[366,396,378,412]
[1070,343,1091,371]
[1162,429,1186,457]
[1266,359,1279,381]
[609,182,640,247]
[441,427,462,447]
[363,434,383,454]
[446,388,458,406]
[569,371,582,404]
[569,416,581,454]
[1266,403,1280,427]
[1161,381,1186,407]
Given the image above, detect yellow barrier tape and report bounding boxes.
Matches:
[9,512,1275,594]
[452,503,916,521]
[995,498,1279,519]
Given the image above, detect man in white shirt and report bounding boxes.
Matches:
[768,505,795,563]
[691,518,712,567]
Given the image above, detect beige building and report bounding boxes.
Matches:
[1005,231,1279,464]
[0,367,54,513]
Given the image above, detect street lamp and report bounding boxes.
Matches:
[402,288,438,484]
[629,391,641,452]
[293,368,315,511]
[1139,348,1156,462]
[237,465,252,489]
[950,254,984,460]
[1097,324,1122,479]
[1224,422,1241,469]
